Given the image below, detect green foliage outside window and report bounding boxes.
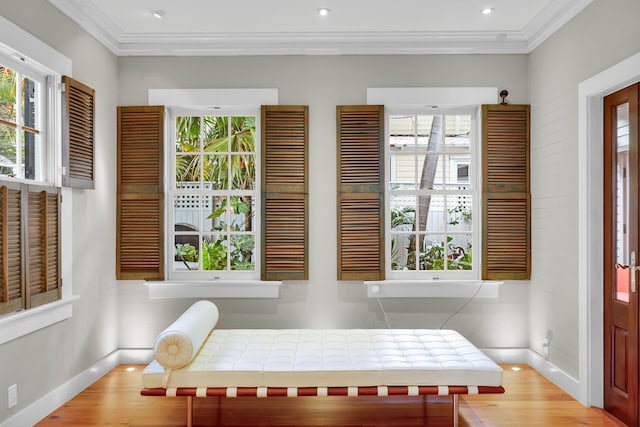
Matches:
[391,203,472,271]
[173,115,257,272]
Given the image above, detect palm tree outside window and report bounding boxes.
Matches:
[171,114,258,278]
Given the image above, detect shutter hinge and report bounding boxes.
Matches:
[60,166,67,176]
[59,82,66,92]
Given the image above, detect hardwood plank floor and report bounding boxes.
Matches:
[35,364,626,427]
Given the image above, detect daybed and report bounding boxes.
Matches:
[141,301,504,426]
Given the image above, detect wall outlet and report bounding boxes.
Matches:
[7,384,17,408]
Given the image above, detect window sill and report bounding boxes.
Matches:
[364,280,502,299]
[145,280,282,299]
[0,295,79,345]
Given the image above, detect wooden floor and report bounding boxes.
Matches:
[35,364,626,427]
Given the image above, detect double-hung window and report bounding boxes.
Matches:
[387,109,479,279]
[0,21,72,328]
[168,109,259,280]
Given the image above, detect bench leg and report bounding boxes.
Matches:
[452,394,459,427]
[186,396,193,427]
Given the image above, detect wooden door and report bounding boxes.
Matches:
[604,83,640,425]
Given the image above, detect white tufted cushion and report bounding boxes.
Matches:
[153,300,219,369]
[143,328,503,389]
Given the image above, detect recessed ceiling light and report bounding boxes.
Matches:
[481,7,494,15]
[316,8,331,17]
[151,10,166,19]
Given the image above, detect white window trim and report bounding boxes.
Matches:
[367,87,502,297]
[146,88,281,297]
[0,17,74,343]
[167,107,261,281]
[385,107,480,281]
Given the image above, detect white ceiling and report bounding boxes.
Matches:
[47,0,593,56]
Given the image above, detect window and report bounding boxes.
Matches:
[0,58,47,182]
[387,110,478,279]
[169,111,259,280]
[0,15,76,343]
[118,89,304,291]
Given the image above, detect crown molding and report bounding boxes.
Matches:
[115,31,529,56]
[48,0,123,54]
[523,0,595,51]
[48,0,592,56]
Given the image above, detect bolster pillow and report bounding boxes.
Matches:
[153,300,219,369]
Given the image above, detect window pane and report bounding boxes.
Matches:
[391,233,414,271]
[202,235,228,270]
[174,195,200,232]
[416,152,445,190]
[447,195,472,232]
[229,196,254,232]
[447,234,473,271]
[203,116,229,152]
[421,235,445,271]
[22,130,39,180]
[0,66,17,123]
[419,194,444,233]
[176,117,200,153]
[230,234,255,271]
[204,154,228,190]
[417,115,445,189]
[21,76,39,130]
[389,115,417,190]
[176,154,201,189]
[174,234,199,271]
[0,124,16,176]
[231,116,255,152]
[204,195,227,233]
[231,154,255,190]
[390,195,415,231]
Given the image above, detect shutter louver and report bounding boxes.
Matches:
[117,106,164,280]
[337,105,385,280]
[482,104,531,280]
[26,186,61,308]
[261,106,308,281]
[0,184,23,315]
[62,76,95,189]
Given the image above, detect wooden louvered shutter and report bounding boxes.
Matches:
[25,185,61,308]
[117,106,164,280]
[62,76,95,189]
[337,105,385,280]
[482,104,531,280]
[0,183,23,315]
[261,105,308,280]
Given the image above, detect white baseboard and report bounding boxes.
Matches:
[527,349,580,402]
[0,351,120,427]
[0,349,153,427]
[0,347,581,427]
[481,348,581,403]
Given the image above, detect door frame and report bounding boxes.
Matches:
[579,50,640,407]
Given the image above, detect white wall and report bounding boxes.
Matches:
[529,0,640,379]
[0,1,119,424]
[117,55,530,350]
